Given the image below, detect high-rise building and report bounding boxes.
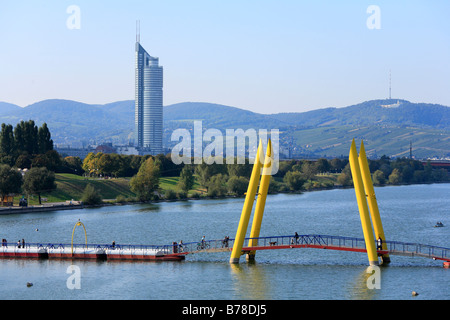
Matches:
[135,34,163,155]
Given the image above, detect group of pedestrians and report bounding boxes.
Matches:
[1,238,27,248]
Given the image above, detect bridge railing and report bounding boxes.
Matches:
[384,240,450,260]
[2,242,177,254]
[4,236,448,261]
[240,234,368,250]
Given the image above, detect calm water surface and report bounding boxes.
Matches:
[0,184,448,300]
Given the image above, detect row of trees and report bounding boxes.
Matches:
[113,153,450,201]
[0,121,53,167]
[280,156,449,191]
[127,157,256,201]
[81,152,181,178]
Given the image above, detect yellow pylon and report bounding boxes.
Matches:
[230,141,264,264]
[358,141,390,263]
[349,139,379,266]
[247,139,273,261]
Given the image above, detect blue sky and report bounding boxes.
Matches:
[1,0,449,114]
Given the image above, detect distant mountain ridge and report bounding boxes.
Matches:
[271,99,450,129]
[0,98,449,158]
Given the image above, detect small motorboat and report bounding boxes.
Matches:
[434,221,444,227]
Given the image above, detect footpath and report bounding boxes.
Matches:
[0,201,83,215]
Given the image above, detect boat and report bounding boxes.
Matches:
[434,222,444,227]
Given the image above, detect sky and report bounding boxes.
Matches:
[0,0,449,114]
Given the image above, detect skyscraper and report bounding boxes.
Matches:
[135,30,163,155]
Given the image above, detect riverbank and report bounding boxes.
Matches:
[0,201,84,215]
[3,171,448,215]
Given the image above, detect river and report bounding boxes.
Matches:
[0,183,448,300]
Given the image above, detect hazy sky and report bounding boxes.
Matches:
[1,0,449,114]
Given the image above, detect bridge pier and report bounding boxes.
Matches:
[246,253,256,262]
[380,255,391,264]
[349,140,379,266]
[358,141,390,264]
[230,139,273,264]
[229,142,262,264]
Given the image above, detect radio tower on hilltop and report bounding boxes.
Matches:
[389,70,392,100]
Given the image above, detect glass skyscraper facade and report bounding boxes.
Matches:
[135,41,163,155]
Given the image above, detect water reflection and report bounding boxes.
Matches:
[230,263,272,300]
[348,266,383,300]
[135,204,162,213]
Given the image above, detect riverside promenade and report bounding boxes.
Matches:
[0,201,83,215]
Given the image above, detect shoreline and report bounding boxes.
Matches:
[1,181,448,215]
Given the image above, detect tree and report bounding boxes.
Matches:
[129,157,160,201]
[0,164,22,203]
[37,122,53,154]
[329,158,345,173]
[315,158,330,173]
[97,153,116,177]
[82,152,99,176]
[227,161,252,178]
[301,161,318,181]
[15,154,32,169]
[31,150,61,171]
[283,171,306,191]
[14,120,39,155]
[80,184,102,205]
[337,172,352,186]
[0,124,15,155]
[62,156,83,175]
[206,174,228,197]
[227,176,249,196]
[195,160,227,191]
[195,162,213,190]
[22,167,57,204]
[372,170,386,186]
[388,168,402,185]
[178,166,194,193]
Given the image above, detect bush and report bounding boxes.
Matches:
[164,189,177,200]
[115,195,127,203]
[372,170,386,185]
[227,176,249,196]
[337,172,352,186]
[81,184,102,205]
[190,191,201,198]
[207,174,228,197]
[177,191,187,200]
[283,171,306,191]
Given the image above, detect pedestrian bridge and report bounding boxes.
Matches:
[1,234,448,266]
[178,234,450,264]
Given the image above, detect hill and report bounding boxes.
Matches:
[271,99,450,129]
[0,98,449,158]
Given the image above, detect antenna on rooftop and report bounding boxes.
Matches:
[136,20,140,42]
